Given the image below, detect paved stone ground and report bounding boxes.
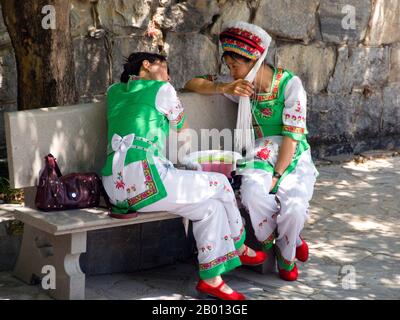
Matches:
[1,157,399,300]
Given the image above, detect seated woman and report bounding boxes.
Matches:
[101,52,266,300]
[185,21,319,282]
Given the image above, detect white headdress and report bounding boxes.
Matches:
[220,21,272,153]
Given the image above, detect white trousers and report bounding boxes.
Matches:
[138,161,245,279]
[240,149,317,268]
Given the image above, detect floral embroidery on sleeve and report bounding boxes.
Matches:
[282,76,307,140]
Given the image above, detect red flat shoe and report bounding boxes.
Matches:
[196,280,246,300]
[278,263,298,281]
[296,237,309,262]
[239,246,267,266]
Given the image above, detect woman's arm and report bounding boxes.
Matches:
[270,76,307,191]
[270,136,297,191]
[184,78,254,97]
[184,78,223,95]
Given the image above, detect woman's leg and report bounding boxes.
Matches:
[138,167,249,297]
[274,150,317,274]
[240,172,280,251]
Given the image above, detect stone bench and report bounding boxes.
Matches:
[4,92,275,300]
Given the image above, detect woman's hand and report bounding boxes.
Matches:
[220,79,254,97]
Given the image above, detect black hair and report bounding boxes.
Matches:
[120,52,168,83]
[221,51,252,64]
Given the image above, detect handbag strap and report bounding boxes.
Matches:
[45,154,62,178]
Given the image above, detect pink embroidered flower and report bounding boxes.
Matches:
[261,108,273,118]
[256,148,271,160]
[295,101,302,113]
[224,235,229,241]
[115,180,125,190]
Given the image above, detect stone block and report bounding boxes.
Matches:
[382,83,400,135]
[0,47,17,105]
[389,44,400,84]
[70,0,96,38]
[97,0,156,35]
[165,32,219,89]
[154,0,220,33]
[327,45,390,94]
[254,0,319,43]
[210,0,251,36]
[276,43,336,94]
[319,0,372,44]
[365,0,400,46]
[308,92,361,146]
[0,3,11,46]
[73,37,110,100]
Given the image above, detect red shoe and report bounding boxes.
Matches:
[239,246,267,266]
[296,237,309,262]
[196,280,246,300]
[278,263,298,281]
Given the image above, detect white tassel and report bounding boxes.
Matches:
[234,48,269,153]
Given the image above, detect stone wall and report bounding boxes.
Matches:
[1,0,400,163]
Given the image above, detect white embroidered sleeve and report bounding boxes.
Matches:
[155,82,186,129]
[282,76,307,141]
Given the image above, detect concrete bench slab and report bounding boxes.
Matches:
[14,207,178,236]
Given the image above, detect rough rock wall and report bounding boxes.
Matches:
[1,0,400,160]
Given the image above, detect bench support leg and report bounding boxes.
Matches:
[13,224,87,300]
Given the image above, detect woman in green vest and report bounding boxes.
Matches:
[101,52,267,300]
[185,21,318,282]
